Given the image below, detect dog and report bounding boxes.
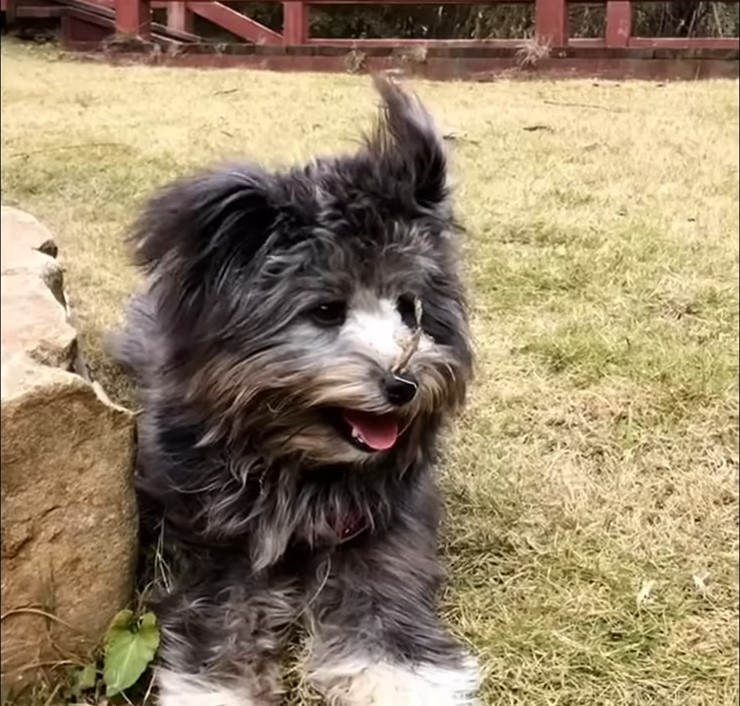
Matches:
[113,76,479,706]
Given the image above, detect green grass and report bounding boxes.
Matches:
[2,39,738,706]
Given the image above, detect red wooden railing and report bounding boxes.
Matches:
[114,0,740,51]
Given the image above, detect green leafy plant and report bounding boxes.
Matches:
[70,663,98,697]
[103,609,160,697]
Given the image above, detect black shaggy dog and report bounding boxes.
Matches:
[114,76,479,705]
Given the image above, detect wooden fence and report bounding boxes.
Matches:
[7,0,737,78]
[117,0,739,50]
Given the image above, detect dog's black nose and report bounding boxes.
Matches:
[383,373,418,406]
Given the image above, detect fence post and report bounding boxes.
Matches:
[167,1,194,34]
[115,0,150,38]
[283,2,308,45]
[535,0,567,48]
[605,0,632,48]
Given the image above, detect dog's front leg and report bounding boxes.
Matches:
[303,528,480,706]
[153,572,301,706]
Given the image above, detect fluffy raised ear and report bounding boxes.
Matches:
[366,74,449,212]
[128,165,278,335]
[130,164,278,277]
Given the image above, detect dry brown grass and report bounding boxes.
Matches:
[1,39,738,706]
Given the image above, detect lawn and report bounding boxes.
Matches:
[1,39,738,706]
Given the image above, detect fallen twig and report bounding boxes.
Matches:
[1,606,80,632]
[393,328,422,373]
[91,380,133,415]
[543,100,624,113]
[142,671,157,705]
[443,131,481,145]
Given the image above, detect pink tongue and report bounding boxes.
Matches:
[342,410,399,451]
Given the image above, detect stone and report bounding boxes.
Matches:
[0,273,77,368]
[0,208,138,688]
[1,206,58,258]
[1,207,62,302]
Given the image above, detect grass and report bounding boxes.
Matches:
[2,38,738,706]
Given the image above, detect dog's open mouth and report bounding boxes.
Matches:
[325,409,401,452]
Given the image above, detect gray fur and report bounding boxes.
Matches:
[113,76,479,705]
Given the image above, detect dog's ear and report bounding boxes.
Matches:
[367,75,449,212]
[128,165,278,334]
[130,165,277,275]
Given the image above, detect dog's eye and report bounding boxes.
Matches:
[310,301,347,327]
[396,294,419,329]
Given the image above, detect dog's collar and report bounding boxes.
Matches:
[329,512,369,543]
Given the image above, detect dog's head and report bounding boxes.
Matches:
[131,77,472,467]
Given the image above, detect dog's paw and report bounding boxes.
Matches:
[312,656,480,706]
[157,669,276,706]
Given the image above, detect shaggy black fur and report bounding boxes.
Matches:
[114,76,479,705]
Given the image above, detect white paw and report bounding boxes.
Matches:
[157,670,260,706]
[312,655,480,706]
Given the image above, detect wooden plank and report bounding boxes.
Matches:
[535,0,567,47]
[304,38,611,50]
[283,0,531,3]
[629,0,740,3]
[283,1,308,45]
[629,37,740,50]
[15,5,65,17]
[605,0,631,48]
[150,0,534,3]
[68,44,740,81]
[5,0,16,22]
[114,0,150,36]
[167,1,193,33]
[134,0,740,4]
[305,37,526,47]
[188,1,282,44]
[63,3,198,41]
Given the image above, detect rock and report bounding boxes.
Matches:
[0,208,138,688]
[0,206,62,302]
[1,206,58,258]
[1,274,78,368]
